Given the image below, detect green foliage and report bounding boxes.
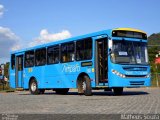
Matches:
[150,63,160,87]
[4,62,9,78]
[148,33,160,87]
[148,33,160,63]
[148,33,160,45]
[150,63,160,73]
[148,46,158,62]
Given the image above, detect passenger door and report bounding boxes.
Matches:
[95,36,108,85]
[15,55,24,88]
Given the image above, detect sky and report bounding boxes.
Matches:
[0,0,160,64]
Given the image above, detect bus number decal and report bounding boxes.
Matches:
[28,68,33,73]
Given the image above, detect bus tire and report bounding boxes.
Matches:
[83,75,92,96]
[113,87,123,95]
[55,88,69,95]
[29,79,40,95]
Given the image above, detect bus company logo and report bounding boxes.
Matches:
[62,64,80,73]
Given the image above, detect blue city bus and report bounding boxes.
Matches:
[9,28,151,96]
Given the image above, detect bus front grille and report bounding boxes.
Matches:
[130,81,145,86]
[123,67,147,71]
[125,75,146,78]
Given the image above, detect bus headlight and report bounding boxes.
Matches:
[145,74,150,78]
[112,69,126,78]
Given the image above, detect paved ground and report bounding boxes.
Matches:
[0,88,160,115]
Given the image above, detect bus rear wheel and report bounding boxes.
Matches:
[113,87,123,95]
[29,79,40,95]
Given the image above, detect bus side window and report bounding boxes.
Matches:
[62,54,67,62]
[76,38,92,61]
[85,39,92,59]
[61,44,68,62]
[47,45,59,64]
[76,40,83,60]
[61,42,75,62]
[35,48,46,66]
[25,50,34,68]
[11,54,15,69]
[68,42,75,61]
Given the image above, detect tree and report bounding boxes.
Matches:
[148,46,159,63]
[4,62,10,78]
[148,33,160,63]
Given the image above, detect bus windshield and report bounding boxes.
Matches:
[111,40,148,65]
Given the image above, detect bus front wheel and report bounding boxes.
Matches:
[113,87,123,95]
[78,75,92,96]
[29,79,40,95]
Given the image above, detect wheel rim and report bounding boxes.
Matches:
[82,81,86,91]
[31,82,37,92]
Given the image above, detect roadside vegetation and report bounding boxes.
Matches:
[148,33,160,87]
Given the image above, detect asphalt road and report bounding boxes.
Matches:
[0,88,160,119]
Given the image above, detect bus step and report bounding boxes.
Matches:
[16,88,24,91]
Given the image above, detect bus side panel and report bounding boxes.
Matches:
[23,68,32,89]
[9,68,16,88]
[44,62,95,89]
[23,62,96,89]
[23,66,46,89]
[23,65,75,89]
[44,64,65,88]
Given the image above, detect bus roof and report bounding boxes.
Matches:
[113,28,146,34]
[11,28,146,54]
[11,29,111,54]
